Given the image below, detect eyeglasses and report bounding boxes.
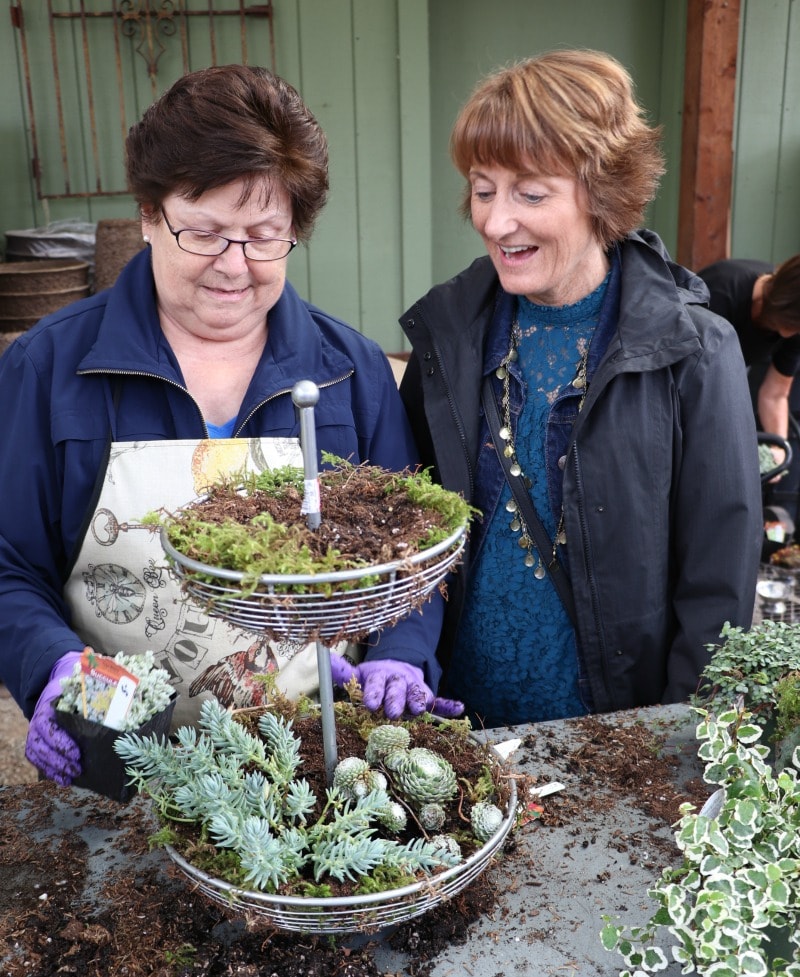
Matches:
[160,209,296,261]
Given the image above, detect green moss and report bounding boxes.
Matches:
[155,459,476,598]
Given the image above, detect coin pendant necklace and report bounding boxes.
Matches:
[494,319,589,576]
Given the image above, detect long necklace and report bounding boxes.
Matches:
[495,319,590,576]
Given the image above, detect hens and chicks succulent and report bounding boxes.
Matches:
[115,700,507,896]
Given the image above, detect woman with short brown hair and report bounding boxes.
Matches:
[397,49,762,728]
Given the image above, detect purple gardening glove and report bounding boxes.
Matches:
[329,654,464,720]
[25,650,84,786]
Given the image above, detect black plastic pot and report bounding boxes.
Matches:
[55,693,176,802]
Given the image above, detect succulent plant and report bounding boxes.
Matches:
[430,834,462,860]
[394,747,458,805]
[418,802,446,831]
[382,748,408,773]
[115,699,464,895]
[332,757,387,801]
[56,649,174,731]
[377,800,408,834]
[365,724,411,764]
[470,801,504,843]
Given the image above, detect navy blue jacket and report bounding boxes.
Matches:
[399,231,762,713]
[0,248,442,717]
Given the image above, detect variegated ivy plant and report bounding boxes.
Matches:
[600,705,800,977]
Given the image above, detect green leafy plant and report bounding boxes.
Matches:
[774,672,800,743]
[114,696,510,898]
[695,620,800,733]
[163,943,197,970]
[601,705,800,976]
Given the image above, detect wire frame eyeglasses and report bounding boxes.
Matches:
[160,210,296,261]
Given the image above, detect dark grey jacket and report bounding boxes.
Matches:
[399,230,762,714]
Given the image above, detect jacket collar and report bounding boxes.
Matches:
[404,230,708,373]
[77,249,353,403]
[610,229,706,369]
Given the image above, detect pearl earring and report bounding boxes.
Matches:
[143,234,150,243]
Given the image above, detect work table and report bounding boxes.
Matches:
[0,703,706,977]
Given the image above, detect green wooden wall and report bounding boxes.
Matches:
[732,0,800,266]
[425,0,687,288]
[1,0,798,354]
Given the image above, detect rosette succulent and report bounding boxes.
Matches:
[470,801,504,843]
[377,800,408,834]
[333,756,388,801]
[430,834,462,860]
[418,802,446,831]
[394,747,458,805]
[365,724,411,764]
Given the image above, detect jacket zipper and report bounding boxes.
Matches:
[235,370,353,434]
[78,367,354,440]
[568,431,613,707]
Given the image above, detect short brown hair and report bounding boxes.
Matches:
[761,254,800,334]
[450,49,665,247]
[126,64,328,242]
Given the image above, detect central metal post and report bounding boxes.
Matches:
[291,380,337,783]
[292,380,321,531]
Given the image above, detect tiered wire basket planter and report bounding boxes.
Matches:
[156,381,516,934]
[756,563,800,625]
[160,522,467,644]
[164,794,516,934]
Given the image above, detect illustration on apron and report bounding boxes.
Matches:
[64,437,325,728]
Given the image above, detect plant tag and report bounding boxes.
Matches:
[78,648,140,729]
[492,737,521,760]
[765,522,786,543]
[529,781,566,798]
[300,477,321,516]
[103,676,139,730]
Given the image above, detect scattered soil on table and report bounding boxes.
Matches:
[525,714,712,866]
[0,709,710,977]
[0,467,711,974]
[535,714,708,827]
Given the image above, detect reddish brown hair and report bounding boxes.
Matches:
[450,49,665,247]
[761,254,800,334]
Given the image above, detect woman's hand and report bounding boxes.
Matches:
[329,654,464,719]
[25,651,84,786]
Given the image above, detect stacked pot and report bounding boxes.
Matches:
[0,259,91,354]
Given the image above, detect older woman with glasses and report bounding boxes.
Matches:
[396,50,763,729]
[0,65,457,788]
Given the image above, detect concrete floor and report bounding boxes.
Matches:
[0,684,37,786]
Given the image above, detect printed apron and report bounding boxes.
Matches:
[64,437,338,729]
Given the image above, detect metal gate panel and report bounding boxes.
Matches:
[10,1,276,202]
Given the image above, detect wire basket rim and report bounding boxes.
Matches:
[164,747,517,933]
[164,770,516,915]
[160,521,467,588]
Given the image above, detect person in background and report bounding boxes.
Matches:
[697,255,800,443]
[392,49,763,729]
[0,64,458,788]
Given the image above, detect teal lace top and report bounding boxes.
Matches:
[447,278,609,726]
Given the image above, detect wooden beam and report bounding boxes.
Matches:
[677,0,740,270]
